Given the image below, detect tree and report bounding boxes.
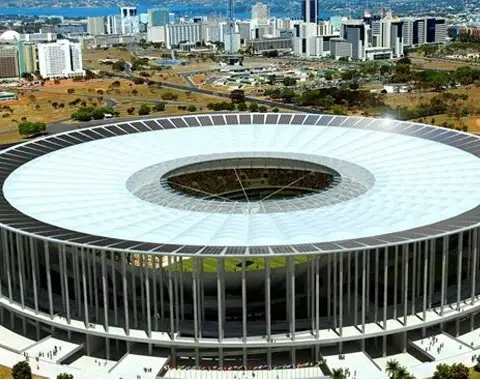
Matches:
[138,104,151,116]
[153,102,166,112]
[230,89,246,104]
[349,82,359,90]
[433,363,452,379]
[283,76,297,86]
[12,360,32,379]
[331,368,346,379]
[112,59,126,71]
[56,373,73,379]
[271,107,279,112]
[248,102,259,112]
[385,359,400,379]
[237,102,248,111]
[258,105,268,112]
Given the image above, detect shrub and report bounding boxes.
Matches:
[272,107,279,112]
[57,373,74,379]
[153,102,165,112]
[237,102,248,111]
[161,92,178,101]
[248,102,259,112]
[127,107,135,115]
[138,104,151,115]
[12,360,32,379]
[67,88,75,94]
[258,105,268,112]
[18,121,46,137]
[187,105,197,112]
[133,77,145,85]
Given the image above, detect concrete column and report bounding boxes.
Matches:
[122,252,129,335]
[45,241,54,318]
[192,257,199,342]
[383,247,388,330]
[145,254,152,340]
[265,257,271,342]
[457,233,463,310]
[441,236,448,315]
[101,251,109,332]
[81,247,90,327]
[29,238,38,314]
[217,258,224,343]
[472,229,478,304]
[423,240,429,322]
[242,259,247,343]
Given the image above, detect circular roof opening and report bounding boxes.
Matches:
[163,158,338,202]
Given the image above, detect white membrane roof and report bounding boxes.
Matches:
[3,115,480,248]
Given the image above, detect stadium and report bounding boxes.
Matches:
[1,112,480,375]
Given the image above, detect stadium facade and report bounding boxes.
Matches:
[1,113,480,367]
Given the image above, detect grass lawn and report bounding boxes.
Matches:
[470,368,480,378]
[82,47,134,72]
[169,255,312,273]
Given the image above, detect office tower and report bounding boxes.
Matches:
[342,20,367,60]
[148,8,170,26]
[120,6,140,34]
[389,20,404,57]
[402,17,414,47]
[37,40,84,78]
[107,15,122,34]
[18,41,38,75]
[169,13,176,24]
[301,0,318,24]
[252,3,269,22]
[0,45,19,78]
[87,16,105,35]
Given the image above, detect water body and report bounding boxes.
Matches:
[0,6,332,20]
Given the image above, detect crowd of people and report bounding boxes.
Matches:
[169,360,322,371]
[167,168,333,200]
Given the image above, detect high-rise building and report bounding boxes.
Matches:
[148,8,169,26]
[301,0,318,24]
[169,13,176,24]
[106,15,122,34]
[120,6,139,34]
[342,20,367,60]
[18,41,38,75]
[252,3,269,22]
[87,16,105,35]
[165,23,202,48]
[401,17,414,47]
[0,45,19,78]
[37,40,84,78]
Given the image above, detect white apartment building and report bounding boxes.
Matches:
[87,16,105,35]
[106,15,122,34]
[147,25,167,43]
[165,23,202,48]
[37,40,85,78]
[120,6,140,34]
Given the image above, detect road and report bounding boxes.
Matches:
[121,62,322,114]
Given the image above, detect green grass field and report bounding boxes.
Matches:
[170,255,312,273]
